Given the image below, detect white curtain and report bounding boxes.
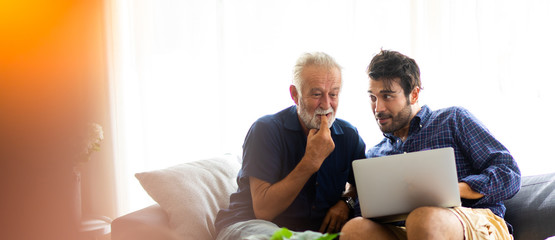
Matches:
[107,0,555,215]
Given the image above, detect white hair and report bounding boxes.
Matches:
[292,52,342,96]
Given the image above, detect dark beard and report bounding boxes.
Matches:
[377,102,412,134]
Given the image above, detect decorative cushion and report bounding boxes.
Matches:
[135,154,241,240]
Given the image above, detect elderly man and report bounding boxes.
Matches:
[214,52,366,239]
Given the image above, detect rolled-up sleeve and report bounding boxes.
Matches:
[457,108,521,205]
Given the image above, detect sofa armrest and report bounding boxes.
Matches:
[111,204,180,240]
[504,172,555,240]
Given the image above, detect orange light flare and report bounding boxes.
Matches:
[1,1,108,239]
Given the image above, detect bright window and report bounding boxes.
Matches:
[107,0,555,215]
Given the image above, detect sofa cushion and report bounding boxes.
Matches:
[111,205,177,240]
[504,172,555,240]
[135,154,241,240]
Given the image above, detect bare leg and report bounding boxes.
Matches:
[405,207,463,240]
[340,217,398,240]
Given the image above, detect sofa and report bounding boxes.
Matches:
[111,155,555,240]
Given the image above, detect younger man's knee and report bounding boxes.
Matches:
[406,207,462,236]
[342,217,366,231]
[406,206,445,224]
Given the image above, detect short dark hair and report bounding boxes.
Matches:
[367,49,422,97]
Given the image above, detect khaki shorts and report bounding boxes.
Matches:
[385,207,513,240]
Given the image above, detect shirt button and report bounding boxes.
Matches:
[315,181,319,186]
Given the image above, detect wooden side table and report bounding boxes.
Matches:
[79,218,111,240]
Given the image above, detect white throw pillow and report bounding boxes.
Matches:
[135,155,241,240]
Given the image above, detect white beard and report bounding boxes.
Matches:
[298,102,335,129]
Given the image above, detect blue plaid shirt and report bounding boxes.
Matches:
[367,105,521,218]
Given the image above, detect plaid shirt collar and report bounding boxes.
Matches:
[383,105,431,141]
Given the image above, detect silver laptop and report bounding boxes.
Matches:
[352,147,461,222]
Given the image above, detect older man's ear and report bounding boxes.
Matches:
[290,85,300,105]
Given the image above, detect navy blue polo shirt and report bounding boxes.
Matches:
[215,106,366,233]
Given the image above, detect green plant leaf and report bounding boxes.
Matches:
[270,227,293,240]
[316,232,339,240]
[269,228,339,240]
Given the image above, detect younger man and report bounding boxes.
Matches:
[340,50,520,240]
